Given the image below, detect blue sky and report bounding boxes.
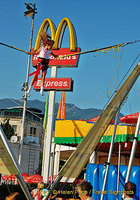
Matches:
[0,0,140,116]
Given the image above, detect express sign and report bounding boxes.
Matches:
[34,78,73,91]
[32,48,80,67]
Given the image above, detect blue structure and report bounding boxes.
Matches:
[86,164,140,200]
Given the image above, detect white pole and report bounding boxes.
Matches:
[100,109,120,200]
[42,66,57,183]
[116,142,121,200]
[18,7,36,165]
[125,112,140,183]
[89,151,96,164]
[54,145,61,175]
[51,143,56,183]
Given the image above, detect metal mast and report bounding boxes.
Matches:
[18,3,37,165]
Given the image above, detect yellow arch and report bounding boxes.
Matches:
[34,18,56,50]
[34,17,77,51]
[53,17,76,51]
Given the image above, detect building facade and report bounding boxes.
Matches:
[0,107,44,175]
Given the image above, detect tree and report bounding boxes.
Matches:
[38,151,43,175]
[1,119,15,139]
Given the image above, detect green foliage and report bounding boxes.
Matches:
[1,119,15,139]
[38,150,43,174]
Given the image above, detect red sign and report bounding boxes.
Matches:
[34,78,73,91]
[32,48,80,68]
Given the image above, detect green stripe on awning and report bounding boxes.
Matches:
[54,137,83,144]
[54,134,140,144]
[100,134,140,143]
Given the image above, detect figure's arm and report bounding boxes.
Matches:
[32,191,38,198]
[51,51,58,58]
[31,190,38,199]
[26,48,41,55]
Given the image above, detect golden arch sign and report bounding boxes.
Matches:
[32,17,80,68]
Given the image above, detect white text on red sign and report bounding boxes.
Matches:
[32,48,80,67]
[34,78,73,91]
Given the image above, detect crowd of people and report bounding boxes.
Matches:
[4,181,136,200]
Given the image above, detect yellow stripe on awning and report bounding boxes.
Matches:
[55,120,93,138]
[55,120,136,139]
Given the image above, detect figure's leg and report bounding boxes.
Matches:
[40,70,47,96]
[27,72,37,94]
[41,70,47,87]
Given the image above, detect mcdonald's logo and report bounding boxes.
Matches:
[32,17,80,68]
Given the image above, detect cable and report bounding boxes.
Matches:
[106,47,124,98]
[0,91,42,120]
[0,89,106,131]
[0,43,140,127]
[94,51,140,121]
[106,47,119,98]
[0,42,27,53]
[58,40,140,58]
[115,52,140,90]
[1,39,139,57]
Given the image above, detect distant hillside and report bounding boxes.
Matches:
[0,98,123,120]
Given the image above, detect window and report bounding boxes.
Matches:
[30,127,33,135]
[33,128,36,135]
[30,127,36,135]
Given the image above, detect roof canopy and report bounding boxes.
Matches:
[54,119,140,145]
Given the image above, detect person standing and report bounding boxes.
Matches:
[76,181,94,200]
[123,182,136,200]
[31,182,45,200]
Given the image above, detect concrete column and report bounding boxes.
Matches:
[42,66,57,183]
[53,145,61,175]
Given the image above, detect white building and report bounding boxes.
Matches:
[0,107,44,175]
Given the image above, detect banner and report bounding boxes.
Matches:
[57,92,65,119]
[43,93,49,129]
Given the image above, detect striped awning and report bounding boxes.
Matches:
[54,120,140,145]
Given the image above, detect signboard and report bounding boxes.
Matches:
[33,17,80,68]
[32,48,80,68]
[34,78,73,91]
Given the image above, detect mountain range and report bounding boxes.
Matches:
[0,98,124,120]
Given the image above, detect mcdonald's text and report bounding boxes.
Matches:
[32,48,80,68]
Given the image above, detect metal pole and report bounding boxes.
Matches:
[125,112,140,183]
[51,143,56,183]
[89,151,96,164]
[42,66,57,183]
[116,142,121,200]
[54,144,61,175]
[100,109,120,200]
[18,5,36,165]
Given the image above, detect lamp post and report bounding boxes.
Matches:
[18,3,37,165]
